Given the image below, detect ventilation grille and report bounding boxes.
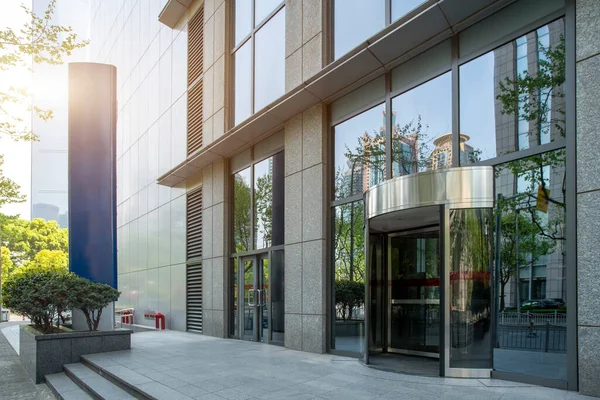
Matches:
[188,6,204,87]
[187,81,203,155]
[186,262,203,333]
[186,187,203,260]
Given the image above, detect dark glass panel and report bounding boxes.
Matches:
[234,167,252,253]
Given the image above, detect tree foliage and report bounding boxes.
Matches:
[2,269,120,333]
[335,280,364,322]
[233,174,252,253]
[0,0,88,205]
[71,278,120,331]
[1,217,68,266]
[19,249,68,274]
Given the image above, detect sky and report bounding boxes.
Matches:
[0,0,32,219]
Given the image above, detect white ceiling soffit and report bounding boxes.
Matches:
[157,0,513,186]
[158,0,193,28]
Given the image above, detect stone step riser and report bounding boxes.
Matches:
[80,357,153,400]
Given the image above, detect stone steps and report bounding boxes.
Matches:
[53,362,140,400]
[45,372,94,400]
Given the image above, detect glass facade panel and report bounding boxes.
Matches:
[391,72,452,175]
[235,0,252,45]
[255,0,281,27]
[333,104,386,200]
[391,0,426,22]
[254,8,285,112]
[494,150,566,382]
[234,41,252,125]
[460,20,565,164]
[271,250,285,344]
[233,167,252,253]
[333,0,385,60]
[449,208,493,369]
[332,201,365,353]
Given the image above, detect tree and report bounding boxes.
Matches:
[19,249,68,274]
[70,278,120,331]
[1,246,15,284]
[1,218,68,266]
[0,0,88,205]
[497,212,554,310]
[233,174,252,253]
[254,173,273,248]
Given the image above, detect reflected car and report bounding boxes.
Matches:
[541,299,563,309]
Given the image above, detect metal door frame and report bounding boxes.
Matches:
[386,226,442,360]
[237,252,272,343]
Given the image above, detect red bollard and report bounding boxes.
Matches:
[155,312,165,330]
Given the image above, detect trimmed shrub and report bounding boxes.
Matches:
[70,278,120,331]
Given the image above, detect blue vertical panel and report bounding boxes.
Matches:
[68,63,117,288]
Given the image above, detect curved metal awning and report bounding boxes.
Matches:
[364,166,494,220]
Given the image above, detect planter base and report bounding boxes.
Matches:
[19,325,132,383]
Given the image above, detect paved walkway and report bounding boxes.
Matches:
[82,330,594,400]
[0,321,54,400]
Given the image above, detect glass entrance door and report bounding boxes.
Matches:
[241,254,269,342]
[388,229,441,357]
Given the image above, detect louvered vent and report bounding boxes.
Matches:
[187,263,203,332]
[187,6,204,156]
[188,6,204,86]
[187,187,203,260]
[187,81,203,155]
[186,187,203,333]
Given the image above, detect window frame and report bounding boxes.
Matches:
[230,0,286,126]
[327,13,569,366]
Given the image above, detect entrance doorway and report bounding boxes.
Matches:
[233,250,284,345]
[363,167,495,378]
[388,228,440,357]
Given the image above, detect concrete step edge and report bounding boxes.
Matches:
[80,356,154,400]
[62,364,107,400]
[45,372,94,400]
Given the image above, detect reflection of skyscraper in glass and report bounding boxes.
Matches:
[492,19,566,305]
[429,133,474,170]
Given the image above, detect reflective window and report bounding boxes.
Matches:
[334,0,385,60]
[449,208,493,369]
[391,72,452,175]
[333,104,386,200]
[233,167,252,253]
[233,2,285,125]
[494,149,566,382]
[255,0,281,27]
[332,201,365,353]
[233,152,284,253]
[391,0,426,22]
[254,9,285,112]
[460,20,565,163]
[234,41,252,124]
[235,0,252,45]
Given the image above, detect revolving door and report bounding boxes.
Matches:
[364,167,495,378]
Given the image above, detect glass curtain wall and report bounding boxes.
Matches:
[233,0,285,125]
[231,151,285,342]
[330,8,568,382]
[333,0,426,60]
[459,18,567,382]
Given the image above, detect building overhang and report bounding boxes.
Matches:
[158,0,193,29]
[157,0,516,187]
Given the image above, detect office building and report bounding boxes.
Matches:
[87,0,598,395]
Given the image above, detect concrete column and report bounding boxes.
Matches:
[576,0,600,396]
[201,159,230,338]
[284,103,328,353]
[285,0,325,91]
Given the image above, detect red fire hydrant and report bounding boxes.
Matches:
[155,312,165,330]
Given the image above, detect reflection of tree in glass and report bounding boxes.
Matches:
[496,212,554,310]
[254,173,273,248]
[333,202,365,283]
[340,113,432,194]
[494,35,566,305]
[234,174,251,253]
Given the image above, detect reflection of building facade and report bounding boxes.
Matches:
[493,19,566,308]
[30,0,90,228]
[429,133,474,170]
[87,0,597,395]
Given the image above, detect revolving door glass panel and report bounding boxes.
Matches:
[389,230,441,356]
